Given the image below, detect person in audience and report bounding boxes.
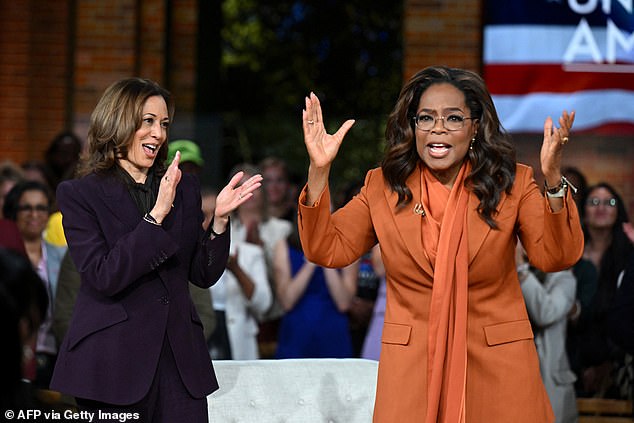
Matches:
[607,224,634,356]
[3,180,67,389]
[259,156,296,222]
[296,65,582,421]
[228,162,292,357]
[208,239,271,360]
[0,249,49,412]
[571,182,633,399]
[167,139,205,176]
[273,212,355,358]
[48,77,262,422]
[43,131,82,192]
[517,242,578,423]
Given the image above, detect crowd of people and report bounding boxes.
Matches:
[0,66,632,422]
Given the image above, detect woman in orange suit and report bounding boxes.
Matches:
[297,66,583,422]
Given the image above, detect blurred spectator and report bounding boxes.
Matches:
[517,242,578,423]
[208,241,271,360]
[273,213,355,358]
[167,139,204,176]
[570,182,633,399]
[606,223,634,355]
[3,180,67,388]
[259,156,296,222]
[44,131,82,191]
[22,160,53,187]
[228,163,292,357]
[0,249,49,412]
[0,160,25,217]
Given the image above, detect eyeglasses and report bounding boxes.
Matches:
[412,113,475,131]
[586,197,617,208]
[17,204,49,214]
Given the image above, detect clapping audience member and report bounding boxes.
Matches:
[273,212,355,358]
[571,182,633,399]
[3,180,67,388]
[517,242,578,423]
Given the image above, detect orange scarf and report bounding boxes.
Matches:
[421,161,470,423]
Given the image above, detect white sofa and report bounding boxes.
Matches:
[207,358,379,423]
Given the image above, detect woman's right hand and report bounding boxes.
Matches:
[302,92,355,170]
[151,151,183,224]
[302,92,355,205]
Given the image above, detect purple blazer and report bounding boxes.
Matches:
[50,171,229,405]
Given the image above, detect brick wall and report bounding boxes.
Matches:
[0,0,197,167]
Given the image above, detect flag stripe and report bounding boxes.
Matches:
[484,64,634,94]
[492,90,634,132]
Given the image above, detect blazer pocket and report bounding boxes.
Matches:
[381,322,412,345]
[67,303,128,350]
[483,319,533,346]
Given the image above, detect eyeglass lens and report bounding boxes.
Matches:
[587,197,617,207]
[414,114,469,131]
[17,204,49,213]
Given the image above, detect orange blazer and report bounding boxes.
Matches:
[298,164,584,422]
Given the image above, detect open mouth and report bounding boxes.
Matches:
[428,143,451,155]
[143,144,158,156]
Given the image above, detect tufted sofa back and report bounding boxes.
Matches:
[208,358,379,423]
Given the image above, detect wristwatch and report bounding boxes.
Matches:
[544,175,577,198]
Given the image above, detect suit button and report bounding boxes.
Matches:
[158,296,169,305]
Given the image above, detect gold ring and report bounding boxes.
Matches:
[239,193,243,199]
[307,120,314,124]
[165,176,169,182]
[561,136,569,145]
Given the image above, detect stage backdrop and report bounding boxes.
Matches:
[483,0,634,133]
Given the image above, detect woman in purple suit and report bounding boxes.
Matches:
[50,78,262,422]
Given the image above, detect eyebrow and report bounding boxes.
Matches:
[143,112,170,121]
[417,107,466,114]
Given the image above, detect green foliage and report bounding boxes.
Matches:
[217,0,403,191]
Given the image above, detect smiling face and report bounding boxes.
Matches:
[117,95,170,182]
[16,190,50,241]
[414,83,478,187]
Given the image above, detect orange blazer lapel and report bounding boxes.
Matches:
[385,166,435,278]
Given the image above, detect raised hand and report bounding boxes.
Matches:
[151,151,183,223]
[540,110,575,186]
[302,92,355,170]
[214,171,263,220]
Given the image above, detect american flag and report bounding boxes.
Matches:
[483,0,634,134]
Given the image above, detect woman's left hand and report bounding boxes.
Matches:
[540,110,575,186]
[214,171,263,223]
